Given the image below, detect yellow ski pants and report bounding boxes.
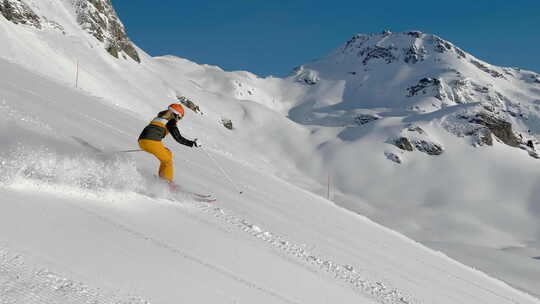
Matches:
[138,139,174,182]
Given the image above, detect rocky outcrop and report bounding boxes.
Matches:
[354,114,380,126]
[430,35,466,59]
[360,45,398,65]
[448,78,492,104]
[221,118,233,130]
[406,78,445,101]
[393,137,414,151]
[414,139,444,155]
[0,0,41,28]
[403,45,426,64]
[384,151,402,164]
[470,59,504,78]
[177,96,201,114]
[467,127,493,146]
[469,112,520,147]
[406,75,509,108]
[389,126,444,156]
[74,0,140,63]
[443,106,534,154]
[406,31,423,38]
[342,34,369,52]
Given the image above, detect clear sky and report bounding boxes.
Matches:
[114,0,539,77]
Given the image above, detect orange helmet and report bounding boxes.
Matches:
[168,104,185,117]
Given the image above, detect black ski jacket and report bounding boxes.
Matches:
[138,112,196,147]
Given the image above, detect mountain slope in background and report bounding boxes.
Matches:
[281,30,540,296]
[1,0,540,301]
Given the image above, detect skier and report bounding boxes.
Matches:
[138,104,198,186]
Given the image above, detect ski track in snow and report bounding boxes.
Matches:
[61,197,303,304]
[66,187,418,304]
[0,248,148,304]
[1,179,412,304]
[174,197,526,304]
[184,201,418,304]
[1,180,528,304]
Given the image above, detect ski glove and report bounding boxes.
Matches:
[191,139,199,148]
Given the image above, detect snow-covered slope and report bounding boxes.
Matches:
[1,0,540,301]
[1,55,538,304]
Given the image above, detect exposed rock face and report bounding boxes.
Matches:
[354,114,379,126]
[406,31,422,38]
[391,136,444,155]
[414,139,444,155]
[403,45,426,64]
[384,151,402,164]
[177,96,201,114]
[359,45,398,65]
[393,137,414,151]
[468,127,493,146]
[390,126,444,156]
[407,78,445,101]
[448,78,492,104]
[221,118,233,130]
[74,0,140,63]
[469,113,520,147]
[0,0,41,28]
[470,59,504,78]
[431,35,466,59]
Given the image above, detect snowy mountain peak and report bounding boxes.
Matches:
[288,30,540,161]
[73,0,140,63]
[338,30,469,66]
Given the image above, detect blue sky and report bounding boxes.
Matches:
[114,0,539,77]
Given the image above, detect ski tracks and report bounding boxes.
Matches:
[67,200,303,304]
[66,195,416,304]
[0,248,148,304]
[182,200,420,304]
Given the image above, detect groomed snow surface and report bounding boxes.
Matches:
[0,56,539,304]
[1,2,540,302]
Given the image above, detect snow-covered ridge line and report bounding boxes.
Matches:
[0,246,148,304]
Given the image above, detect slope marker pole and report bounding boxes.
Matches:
[75,59,79,88]
[327,172,330,200]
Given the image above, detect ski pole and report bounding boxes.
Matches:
[97,149,143,154]
[200,146,243,194]
[116,149,143,153]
